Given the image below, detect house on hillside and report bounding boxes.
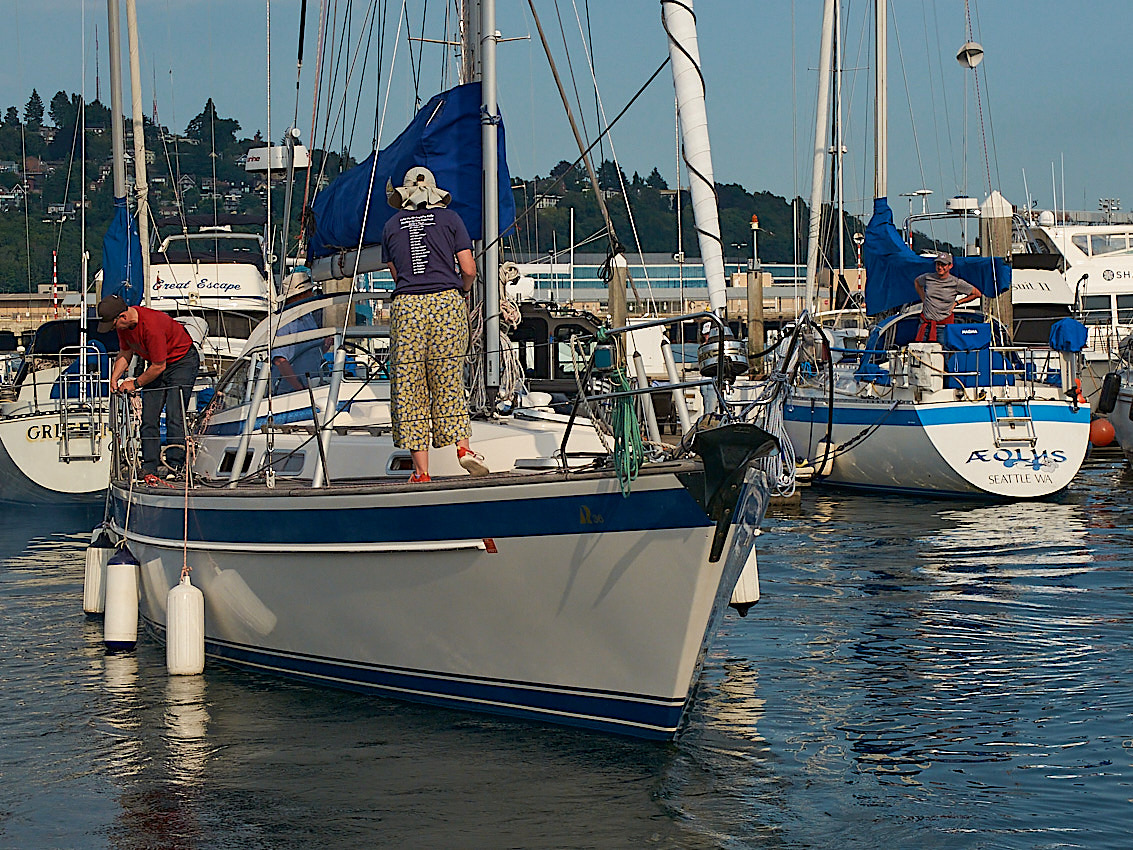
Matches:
[0,182,27,211]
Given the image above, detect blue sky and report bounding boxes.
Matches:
[7,0,1133,224]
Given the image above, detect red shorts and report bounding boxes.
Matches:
[915,313,954,342]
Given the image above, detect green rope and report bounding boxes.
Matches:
[609,367,644,496]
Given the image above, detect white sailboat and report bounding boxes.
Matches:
[0,10,119,505]
[101,0,778,739]
[779,0,1090,498]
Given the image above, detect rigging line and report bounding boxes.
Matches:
[369,0,388,148]
[583,0,601,164]
[966,0,995,200]
[525,0,620,252]
[505,53,672,261]
[338,2,403,348]
[299,0,330,239]
[890,4,929,202]
[346,0,380,155]
[928,0,953,212]
[375,0,407,149]
[324,0,352,159]
[55,94,84,256]
[551,0,593,146]
[414,0,429,109]
[568,0,653,311]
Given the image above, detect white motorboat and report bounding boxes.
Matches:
[146,218,273,371]
[1013,212,1133,402]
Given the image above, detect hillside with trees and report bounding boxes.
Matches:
[0,86,947,294]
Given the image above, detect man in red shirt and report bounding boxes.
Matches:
[98,294,200,483]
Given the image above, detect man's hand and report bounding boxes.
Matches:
[115,377,138,394]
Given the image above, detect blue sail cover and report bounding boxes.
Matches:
[862,196,1010,317]
[308,82,515,260]
[100,195,144,306]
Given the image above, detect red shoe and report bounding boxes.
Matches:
[408,472,431,483]
[457,446,489,476]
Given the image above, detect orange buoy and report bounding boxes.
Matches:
[1090,417,1116,447]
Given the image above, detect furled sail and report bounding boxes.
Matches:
[863,197,1010,316]
[100,195,144,305]
[307,81,515,266]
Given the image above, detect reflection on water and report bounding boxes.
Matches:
[1,468,1132,847]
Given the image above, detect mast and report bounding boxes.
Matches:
[804,0,835,313]
[662,0,725,314]
[125,0,151,307]
[480,0,501,393]
[874,0,887,200]
[106,0,126,200]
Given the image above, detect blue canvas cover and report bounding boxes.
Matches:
[1048,317,1088,352]
[940,322,991,351]
[308,82,515,260]
[49,341,110,399]
[863,197,1011,317]
[100,196,144,306]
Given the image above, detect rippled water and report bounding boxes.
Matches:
[2,461,1132,848]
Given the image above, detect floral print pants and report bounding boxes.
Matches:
[389,288,472,451]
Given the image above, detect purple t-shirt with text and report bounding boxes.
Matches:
[381,207,473,296]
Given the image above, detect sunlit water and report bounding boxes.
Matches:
[1,460,1131,848]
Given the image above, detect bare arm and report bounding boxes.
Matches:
[119,361,167,394]
[457,248,476,291]
[914,278,925,300]
[110,349,133,392]
[956,283,982,305]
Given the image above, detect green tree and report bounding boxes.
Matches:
[24,89,44,130]
[645,167,668,191]
[49,91,77,128]
[185,98,240,152]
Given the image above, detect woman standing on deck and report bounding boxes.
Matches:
[381,166,489,483]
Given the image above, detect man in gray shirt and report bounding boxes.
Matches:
[914,251,982,342]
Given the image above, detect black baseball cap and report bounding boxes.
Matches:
[96,294,128,332]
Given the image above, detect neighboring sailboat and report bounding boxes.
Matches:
[0,11,116,504]
[101,0,778,739]
[780,0,1091,498]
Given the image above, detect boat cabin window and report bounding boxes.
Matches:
[554,324,596,379]
[1080,294,1112,325]
[511,317,550,380]
[1091,234,1130,256]
[1072,235,1090,254]
[1118,295,1133,324]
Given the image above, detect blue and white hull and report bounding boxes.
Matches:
[785,393,1089,498]
[109,462,769,739]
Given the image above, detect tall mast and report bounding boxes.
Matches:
[662,0,726,313]
[874,0,887,199]
[480,0,501,392]
[106,0,126,200]
[125,0,152,307]
[804,0,835,313]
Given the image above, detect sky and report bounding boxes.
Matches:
[7,0,1133,228]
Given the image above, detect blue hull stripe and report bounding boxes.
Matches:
[786,401,1086,428]
[145,620,682,740]
[111,484,711,544]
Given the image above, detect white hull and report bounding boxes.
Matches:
[0,410,110,503]
[110,464,769,739]
[785,392,1089,498]
[1107,373,1133,462]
